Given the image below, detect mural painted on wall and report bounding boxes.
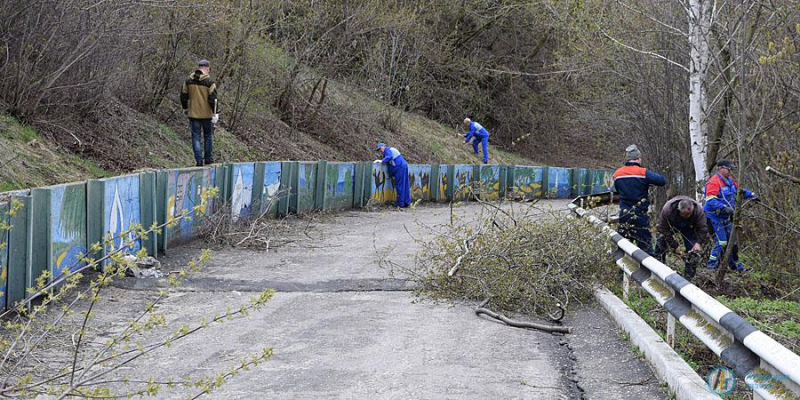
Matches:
[326,163,355,209]
[453,165,473,202]
[572,168,589,195]
[547,167,571,198]
[51,184,87,278]
[261,162,282,214]
[231,163,254,222]
[166,168,215,246]
[437,165,448,201]
[476,165,501,200]
[0,201,8,307]
[102,175,141,259]
[298,163,317,212]
[592,170,613,193]
[370,163,397,204]
[407,165,431,201]
[512,166,543,199]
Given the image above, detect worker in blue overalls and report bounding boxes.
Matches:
[703,159,758,271]
[462,118,490,164]
[375,142,411,208]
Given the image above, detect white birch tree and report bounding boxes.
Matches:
[686,0,714,193]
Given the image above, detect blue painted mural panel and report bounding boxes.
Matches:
[437,165,448,201]
[50,184,87,278]
[231,163,255,222]
[261,162,282,214]
[101,175,141,260]
[548,167,571,198]
[166,168,216,246]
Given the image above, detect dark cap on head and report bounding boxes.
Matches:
[716,159,735,170]
[198,59,210,67]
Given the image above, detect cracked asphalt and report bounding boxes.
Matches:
[92,200,668,399]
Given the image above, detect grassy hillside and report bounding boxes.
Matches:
[0,106,536,191]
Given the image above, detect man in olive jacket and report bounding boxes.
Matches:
[655,195,710,281]
[180,59,218,166]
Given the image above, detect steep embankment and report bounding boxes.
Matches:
[0,103,535,191]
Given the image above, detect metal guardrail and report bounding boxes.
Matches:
[569,194,800,400]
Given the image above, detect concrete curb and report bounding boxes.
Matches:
[594,287,720,400]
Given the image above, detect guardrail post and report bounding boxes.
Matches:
[667,313,676,347]
[622,273,630,301]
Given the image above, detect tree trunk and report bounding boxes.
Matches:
[687,0,713,198]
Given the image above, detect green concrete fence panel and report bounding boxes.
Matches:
[324,162,356,210]
[314,161,327,211]
[294,162,318,213]
[408,164,432,202]
[0,200,8,309]
[280,162,296,216]
[7,194,30,308]
[353,162,368,208]
[439,165,453,202]
[139,172,158,256]
[429,164,441,202]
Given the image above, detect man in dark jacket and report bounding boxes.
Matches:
[612,145,667,254]
[180,59,218,167]
[655,196,709,281]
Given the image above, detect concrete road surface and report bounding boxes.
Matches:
[89,200,668,399]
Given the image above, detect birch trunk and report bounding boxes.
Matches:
[687,0,713,198]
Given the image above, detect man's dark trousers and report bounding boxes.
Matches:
[190,118,213,164]
[656,231,699,281]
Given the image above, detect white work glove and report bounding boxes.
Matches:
[373,160,382,164]
[211,114,219,124]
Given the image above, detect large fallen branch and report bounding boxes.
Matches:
[475,299,574,334]
[766,166,800,184]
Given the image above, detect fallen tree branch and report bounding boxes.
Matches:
[766,166,800,184]
[448,236,474,277]
[475,299,574,334]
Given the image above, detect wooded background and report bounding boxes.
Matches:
[1,0,797,285]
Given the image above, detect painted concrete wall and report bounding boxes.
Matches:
[0,161,613,310]
[370,163,397,205]
[260,162,282,215]
[476,165,501,200]
[0,201,9,309]
[408,165,432,202]
[547,167,572,199]
[452,165,473,202]
[511,166,543,199]
[165,168,215,247]
[325,162,356,210]
[231,163,255,222]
